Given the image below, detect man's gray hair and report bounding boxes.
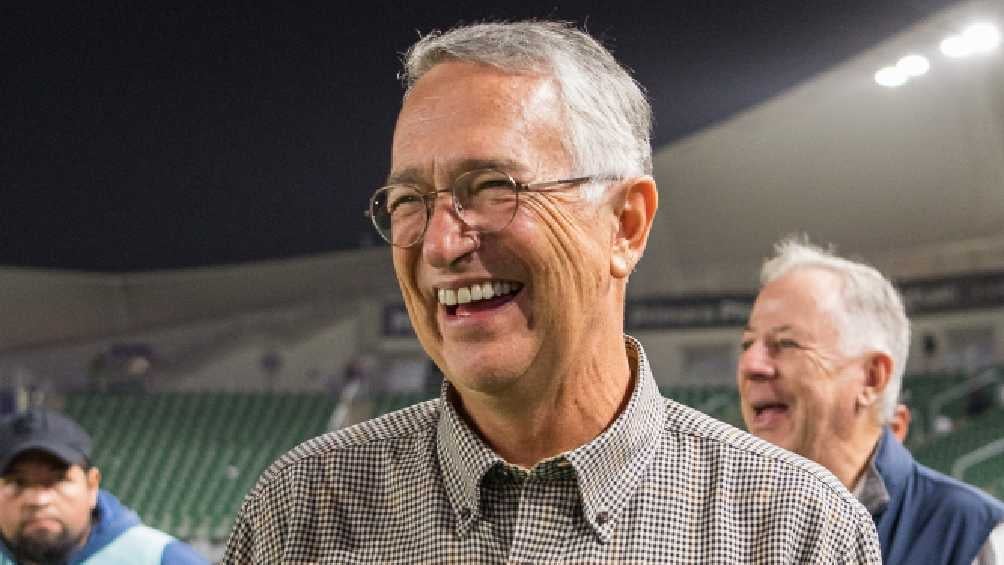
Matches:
[761,236,911,423]
[401,20,652,179]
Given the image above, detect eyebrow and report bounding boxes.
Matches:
[386,158,529,187]
[743,324,793,334]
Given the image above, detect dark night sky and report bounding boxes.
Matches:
[1,1,958,272]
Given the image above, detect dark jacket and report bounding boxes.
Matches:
[871,427,1004,565]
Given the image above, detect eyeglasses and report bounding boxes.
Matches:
[365,168,614,248]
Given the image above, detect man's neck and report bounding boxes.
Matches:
[453,333,636,468]
[827,425,883,490]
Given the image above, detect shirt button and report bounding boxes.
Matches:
[596,511,610,525]
[459,508,471,519]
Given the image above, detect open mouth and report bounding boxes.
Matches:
[752,401,789,422]
[437,280,523,317]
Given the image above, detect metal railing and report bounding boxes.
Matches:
[952,436,1004,480]
[928,366,1002,434]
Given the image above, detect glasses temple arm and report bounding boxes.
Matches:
[522,175,621,191]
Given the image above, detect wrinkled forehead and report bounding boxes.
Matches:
[390,61,570,184]
[748,268,846,339]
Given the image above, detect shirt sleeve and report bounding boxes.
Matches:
[848,504,884,564]
[222,497,258,564]
[973,521,1004,565]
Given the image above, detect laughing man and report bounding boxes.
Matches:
[224,21,881,563]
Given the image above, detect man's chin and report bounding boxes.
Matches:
[442,346,534,395]
[14,527,82,564]
[450,368,523,396]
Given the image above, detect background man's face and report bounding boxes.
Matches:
[737,268,867,465]
[389,61,620,396]
[0,451,99,562]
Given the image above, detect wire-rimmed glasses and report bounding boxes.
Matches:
[365,168,609,248]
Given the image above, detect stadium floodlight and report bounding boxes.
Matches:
[962,22,1001,53]
[875,65,908,87]
[940,34,973,58]
[896,54,930,76]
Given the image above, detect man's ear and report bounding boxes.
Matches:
[890,403,911,442]
[610,176,658,279]
[857,351,893,409]
[86,466,101,508]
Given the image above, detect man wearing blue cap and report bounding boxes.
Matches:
[0,409,207,564]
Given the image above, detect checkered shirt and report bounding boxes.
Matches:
[223,337,881,563]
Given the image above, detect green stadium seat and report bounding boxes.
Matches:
[62,391,337,541]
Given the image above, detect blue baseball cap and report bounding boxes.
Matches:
[0,409,92,473]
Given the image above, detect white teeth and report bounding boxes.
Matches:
[441,288,457,306]
[437,280,519,306]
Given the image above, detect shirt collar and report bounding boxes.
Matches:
[436,384,503,538]
[565,336,665,542]
[435,335,666,542]
[853,429,893,515]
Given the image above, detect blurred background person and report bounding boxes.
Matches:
[738,237,1004,565]
[0,409,207,564]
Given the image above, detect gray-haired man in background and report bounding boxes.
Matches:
[224,21,880,563]
[738,237,1004,564]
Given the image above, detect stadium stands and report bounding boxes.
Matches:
[914,408,1004,490]
[62,391,336,542]
[661,386,744,428]
[49,363,1000,545]
[898,371,969,447]
[371,391,433,416]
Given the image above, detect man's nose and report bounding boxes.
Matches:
[739,339,776,381]
[422,195,479,268]
[21,484,56,506]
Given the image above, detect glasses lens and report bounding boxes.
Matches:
[371,185,427,247]
[454,169,518,232]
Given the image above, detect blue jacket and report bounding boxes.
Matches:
[1,490,206,564]
[872,427,1004,565]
